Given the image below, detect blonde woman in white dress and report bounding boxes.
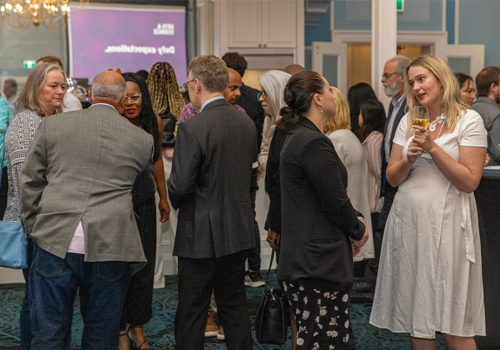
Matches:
[370,55,487,350]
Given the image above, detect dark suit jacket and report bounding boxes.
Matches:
[21,105,153,262]
[380,96,407,197]
[277,117,365,291]
[167,98,258,259]
[264,117,296,234]
[238,84,265,148]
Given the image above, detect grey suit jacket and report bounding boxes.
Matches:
[472,96,500,165]
[167,98,258,259]
[21,104,154,262]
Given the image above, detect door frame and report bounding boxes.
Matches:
[312,30,484,96]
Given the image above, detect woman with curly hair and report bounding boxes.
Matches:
[146,62,185,277]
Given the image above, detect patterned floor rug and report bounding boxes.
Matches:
[0,271,448,350]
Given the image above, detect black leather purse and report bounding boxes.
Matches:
[254,247,287,345]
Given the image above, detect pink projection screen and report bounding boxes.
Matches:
[68,5,187,83]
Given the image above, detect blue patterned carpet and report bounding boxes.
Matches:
[0,271,448,350]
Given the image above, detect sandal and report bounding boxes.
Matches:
[119,331,129,350]
[128,326,151,350]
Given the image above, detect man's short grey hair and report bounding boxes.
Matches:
[387,55,412,74]
[92,76,127,103]
[4,78,17,89]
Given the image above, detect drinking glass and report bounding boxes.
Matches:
[412,106,430,129]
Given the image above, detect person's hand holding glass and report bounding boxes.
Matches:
[407,106,429,162]
[412,106,430,129]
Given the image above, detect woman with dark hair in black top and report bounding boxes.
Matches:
[278,71,369,349]
[347,82,377,138]
[358,99,386,235]
[119,73,170,350]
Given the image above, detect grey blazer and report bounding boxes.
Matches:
[21,104,154,263]
[167,98,258,259]
[472,96,500,165]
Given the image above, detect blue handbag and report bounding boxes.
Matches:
[0,148,28,269]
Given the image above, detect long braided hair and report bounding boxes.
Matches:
[122,72,160,162]
[147,62,185,119]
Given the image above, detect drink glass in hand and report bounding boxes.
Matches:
[412,106,430,129]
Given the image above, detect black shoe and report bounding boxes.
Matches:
[244,271,265,287]
[352,281,375,293]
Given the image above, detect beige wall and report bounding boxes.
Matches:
[347,44,429,91]
[242,69,267,90]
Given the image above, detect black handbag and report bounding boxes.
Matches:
[255,246,287,345]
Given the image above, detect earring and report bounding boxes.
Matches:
[320,109,323,113]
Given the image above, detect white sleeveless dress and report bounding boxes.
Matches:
[370,110,487,338]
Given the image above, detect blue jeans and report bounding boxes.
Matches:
[29,244,132,350]
[20,239,34,350]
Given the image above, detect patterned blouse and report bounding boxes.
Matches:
[179,102,245,123]
[4,109,42,221]
[0,97,14,168]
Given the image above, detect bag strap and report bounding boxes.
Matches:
[0,147,4,186]
[264,246,276,290]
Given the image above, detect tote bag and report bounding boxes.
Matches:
[254,247,287,345]
[0,148,28,269]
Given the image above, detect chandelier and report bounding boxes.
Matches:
[1,0,87,28]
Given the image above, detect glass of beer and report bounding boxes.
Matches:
[412,106,430,129]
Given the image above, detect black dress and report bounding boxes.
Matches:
[120,116,160,329]
[264,117,296,264]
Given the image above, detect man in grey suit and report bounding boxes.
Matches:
[21,71,153,350]
[168,55,257,349]
[473,66,500,165]
[353,55,411,293]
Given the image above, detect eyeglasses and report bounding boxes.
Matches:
[382,72,399,79]
[257,90,267,100]
[183,79,196,90]
[125,93,142,103]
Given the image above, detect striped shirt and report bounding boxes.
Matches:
[362,131,384,213]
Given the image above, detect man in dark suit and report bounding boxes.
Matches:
[168,55,257,350]
[222,52,265,287]
[222,52,265,148]
[21,71,154,349]
[353,55,411,293]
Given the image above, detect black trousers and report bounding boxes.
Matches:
[247,167,261,271]
[120,196,157,330]
[363,184,398,285]
[0,167,8,219]
[174,250,252,350]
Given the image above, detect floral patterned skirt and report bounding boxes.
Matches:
[283,281,350,350]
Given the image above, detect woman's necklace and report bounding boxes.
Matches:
[428,115,446,132]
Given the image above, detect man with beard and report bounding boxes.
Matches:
[353,55,411,293]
